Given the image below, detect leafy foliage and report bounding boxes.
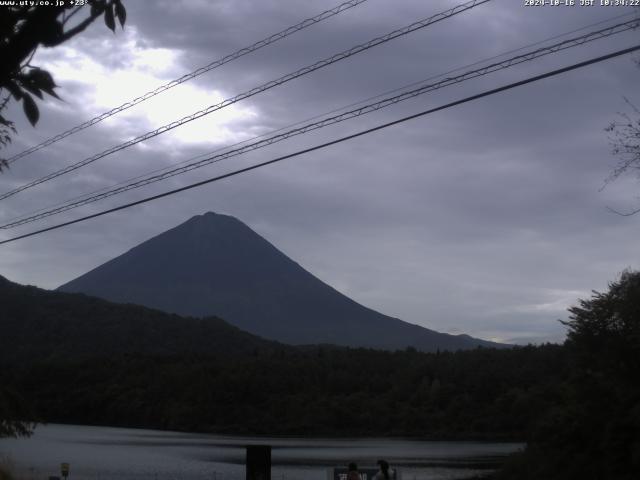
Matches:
[0,274,566,439]
[0,95,15,172]
[12,346,567,439]
[604,39,640,215]
[3,271,639,479]
[605,100,640,195]
[565,270,640,374]
[0,366,35,438]
[0,0,126,165]
[499,271,640,480]
[0,273,276,438]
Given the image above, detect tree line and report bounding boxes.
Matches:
[1,271,639,478]
[9,344,567,439]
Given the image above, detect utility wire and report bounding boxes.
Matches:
[1,44,638,246]
[8,8,637,230]
[2,18,637,230]
[5,0,370,165]
[0,0,489,201]
[8,8,635,227]
[3,17,635,228]
[3,7,637,230]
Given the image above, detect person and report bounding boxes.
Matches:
[346,462,360,480]
[373,459,394,480]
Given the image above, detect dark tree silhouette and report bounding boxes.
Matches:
[499,270,640,480]
[563,269,640,380]
[605,96,640,215]
[0,356,36,438]
[603,13,640,214]
[0,0,126,170]
[0,383,35,438]
[0,0,126,436]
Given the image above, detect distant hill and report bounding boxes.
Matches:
[0,275,280,362]
[58,212,504,352]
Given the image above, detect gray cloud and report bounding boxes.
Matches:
[1,0,639,343]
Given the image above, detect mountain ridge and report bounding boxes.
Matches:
[59,212,504,351]
[0,274,282,363]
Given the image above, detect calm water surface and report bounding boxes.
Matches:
[0,424,522,480]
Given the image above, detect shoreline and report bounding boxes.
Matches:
[28,421,526,444]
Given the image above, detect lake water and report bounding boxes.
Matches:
[0,424,522,480]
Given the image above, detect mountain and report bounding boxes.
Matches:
[58,212,504,351]
[0,274,280,363]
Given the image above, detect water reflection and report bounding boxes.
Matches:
[0,424,522,480]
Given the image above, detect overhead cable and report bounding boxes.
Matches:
[5,0,370,164]
[2,18,637,229]
[0,0,489,201]
[1,44,638,246]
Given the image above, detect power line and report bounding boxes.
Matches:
[0,0,489,201]
[5,0,370,165]
[3,18,637,230]
[8,9,635,228]
[9,8,636,229]
[4,17,636,228]
[2,44,638,247]
[4,8,638,228]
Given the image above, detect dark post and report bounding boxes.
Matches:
[246,445,271,480]
[60,463,70,480]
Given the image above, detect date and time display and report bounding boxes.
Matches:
[525,0,640,5]
[4,0,638,9]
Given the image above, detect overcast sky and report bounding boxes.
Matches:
[1,0,639,344]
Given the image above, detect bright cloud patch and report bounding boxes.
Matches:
[491,289,589,316]
[33,26,257,148]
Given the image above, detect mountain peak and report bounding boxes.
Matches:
[179,211,254,235]
[195,211,228,221]
[185,211,238,225]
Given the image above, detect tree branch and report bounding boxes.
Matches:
[606,205,640,217]
[52,5,106,46]
[62,5,84,26]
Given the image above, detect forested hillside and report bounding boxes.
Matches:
[0,274,281,362]
[497,271,640,480]
[2,272,639,479]
[11,345,566,438]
